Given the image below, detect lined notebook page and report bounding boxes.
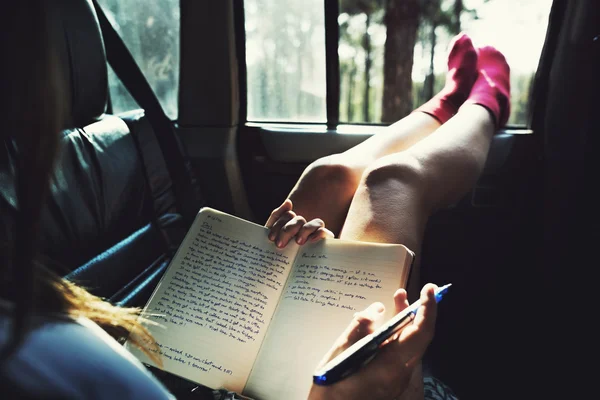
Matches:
[244,239,411,400]
[127,208,299,393]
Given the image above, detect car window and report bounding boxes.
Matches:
[245,0,327,123]
[244,0,553,126]
[98,0,180,119]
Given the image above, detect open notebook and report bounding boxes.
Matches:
[126,207,414,399]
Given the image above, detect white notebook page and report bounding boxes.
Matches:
[244,239,409,399]
[127,209,299,393]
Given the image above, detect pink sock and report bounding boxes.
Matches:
[414,32,478,124]
[465,46,511,128]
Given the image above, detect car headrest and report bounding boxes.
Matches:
[51,0,108,127]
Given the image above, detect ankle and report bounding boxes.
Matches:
[415,33,478,124]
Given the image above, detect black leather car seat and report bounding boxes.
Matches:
[0,0,185,306]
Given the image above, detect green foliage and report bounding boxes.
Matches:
[340,0,385,15]
[101,0,535,126]
[100,0,180,118]
[339,0,533,126]
[245,0,327,122]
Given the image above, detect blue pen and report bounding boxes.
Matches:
[313,284,451,385]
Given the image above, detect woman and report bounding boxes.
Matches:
[266,31,510,400]
[0,1,441,399]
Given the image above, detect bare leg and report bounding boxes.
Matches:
[287,33,479,235]
[342,113,442,169]
[339,44,510,251]
[287,113,441,235]
[338,105,494,400]
[340,105,494,275]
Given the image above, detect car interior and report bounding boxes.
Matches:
[0,0,596,398]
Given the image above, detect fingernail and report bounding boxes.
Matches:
[268,233,275,241]
[277,241,283,248]
[296,237,303,245]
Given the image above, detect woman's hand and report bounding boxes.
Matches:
[307,284,438,400]
[266,199,334,248]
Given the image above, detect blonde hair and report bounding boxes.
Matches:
[52,275,161,366]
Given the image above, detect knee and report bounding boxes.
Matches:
[356,153,431,210]
[303,155,360,192]
[360,154,426,193]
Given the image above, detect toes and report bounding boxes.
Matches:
[449,32,476,54]
[447,32,478,71]
[478,45,509,67]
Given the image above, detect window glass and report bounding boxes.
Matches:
[107,65,138,114]
[97,0,180,119]
[339,0,553,125]
[245,0,327,123]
